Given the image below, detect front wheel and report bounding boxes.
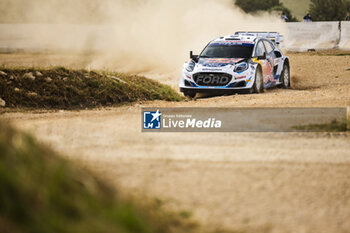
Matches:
[253,67,264,93]
[183,90,196,98]
[280,64,290,88]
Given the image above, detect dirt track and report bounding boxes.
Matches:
[1,52,350,233]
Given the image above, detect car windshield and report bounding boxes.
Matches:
[200,44,253,59]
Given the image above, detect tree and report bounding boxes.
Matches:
[270,5,298,22]
[346,1,350,13]
[234,0,298,22]
[309,0,350,21]
[235,0,280,13]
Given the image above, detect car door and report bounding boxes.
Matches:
[255,41,273,84]
[263,40,280,82]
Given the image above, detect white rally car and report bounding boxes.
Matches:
[179,32,290,97]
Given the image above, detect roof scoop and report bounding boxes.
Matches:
[225,38,240,40]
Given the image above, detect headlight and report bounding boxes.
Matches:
[234,62,248,73]
[185,60,196,72]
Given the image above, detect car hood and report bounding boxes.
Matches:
[198,58,246,68]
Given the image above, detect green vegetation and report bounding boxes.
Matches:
[309,0,350,21]
[270,4,298,22]
[0,120,198,233]
[0,67,182,109]
[234,0,298,22]
[281,0,310,20]
[292,119,348,132]
[290,50,350,56]
[315,53,350,56]
[235,0,350,21]
[235,0,280,13]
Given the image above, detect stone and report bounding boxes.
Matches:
[45,77,52,83]
[14,87,20,92]
[0,98,5,107]
[35,71,43,76]
[23,72,36,80]
[27,92,38,97]
[0,71,7,76]
[108,75,127,84]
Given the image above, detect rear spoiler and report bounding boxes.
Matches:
[234,31,285,48]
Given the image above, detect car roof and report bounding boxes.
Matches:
[209,31,284,48]
[211,35,261,44]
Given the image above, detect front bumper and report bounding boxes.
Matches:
[180,86,250,94]
[179,65,256,95]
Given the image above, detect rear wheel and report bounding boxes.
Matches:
[253,67,264,93]
[183,90,196,98]
[280,63,290,88]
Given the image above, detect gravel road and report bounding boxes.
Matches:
[1,52,350,233]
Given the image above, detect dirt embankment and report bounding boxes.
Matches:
[0,67,182,109]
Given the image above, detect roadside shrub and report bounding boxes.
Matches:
[309,0,350,21]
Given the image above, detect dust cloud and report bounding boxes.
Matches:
[1,0,286,85]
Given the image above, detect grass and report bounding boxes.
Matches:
[0,120,199,233]
[292,119,348,132]
[287,50,350,56]
[0,67,182,109]
[281,0,310,20]
[307,49,350,56]
[315,53,350,57]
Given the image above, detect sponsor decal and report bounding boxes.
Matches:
[196,74,230,85]
[246,76,252,84]
[199,58,244,67]
[210,41,254,46]
[202,68,222,71]
[263,60,273,82]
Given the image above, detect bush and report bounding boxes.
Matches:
[0,67,182,109]
[235,0,280,13]
[309,0,350,21]
[270,5,298,22]
[234,0,298,22]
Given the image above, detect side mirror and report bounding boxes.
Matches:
[190,51,199,62]
[257,52,267,60]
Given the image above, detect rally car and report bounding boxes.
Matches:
[179,32,290,97]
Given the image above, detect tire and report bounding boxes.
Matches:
[253,66,264,93]
[280,63,290,88]
[183,90,196,98]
